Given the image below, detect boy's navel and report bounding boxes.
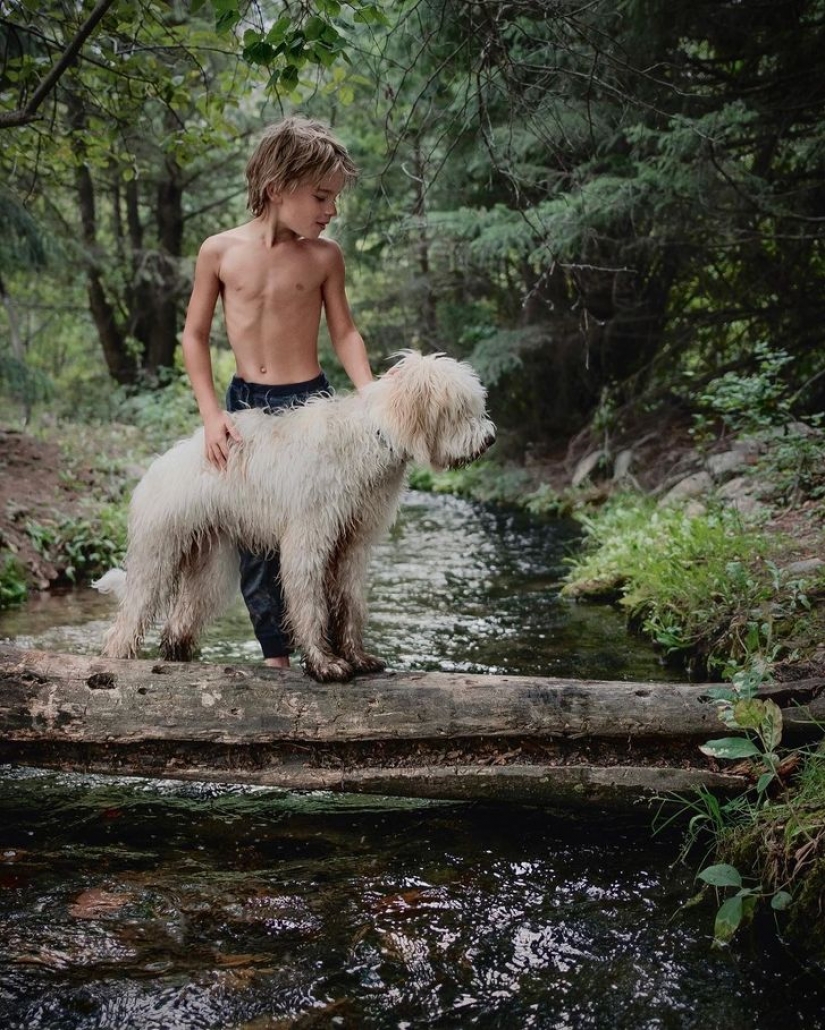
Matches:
[296,282,305,291]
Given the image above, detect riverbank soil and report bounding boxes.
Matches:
[0,428,78,588]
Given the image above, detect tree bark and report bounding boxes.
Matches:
[2,645,823,806]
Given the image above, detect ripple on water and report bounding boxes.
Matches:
[1,770,824,1029]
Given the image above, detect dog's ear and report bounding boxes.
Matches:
[377,352,440,464]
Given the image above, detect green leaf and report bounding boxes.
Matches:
[697,863,742,888]
[732,698,766,730]
[714,894,743,945]
[279,63,300,91]
[771,890,792,911]
[243,41,275,65]
[760,699,783,751]
[699,737,762,760]
[266,16,292,43]
[704,687,738,702]
[304,15,328,41]
[756,771,775,795]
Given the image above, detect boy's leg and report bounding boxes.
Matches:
[237,548,293,664]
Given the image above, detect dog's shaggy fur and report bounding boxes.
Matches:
[95,351,496,682]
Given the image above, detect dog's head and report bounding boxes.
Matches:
[367,350,496,471]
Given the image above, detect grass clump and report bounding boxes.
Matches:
[561,496,817,676]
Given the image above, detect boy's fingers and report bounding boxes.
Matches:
[222,413,242,443]
[207,441,226,469]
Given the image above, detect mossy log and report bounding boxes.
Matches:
[2,645,823,807]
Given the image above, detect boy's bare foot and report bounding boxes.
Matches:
[264,656,290,669]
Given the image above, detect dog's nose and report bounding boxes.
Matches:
[484,428,497,449]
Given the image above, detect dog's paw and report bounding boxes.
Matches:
[303,655,354,683]
[159,635,195,663]
[348,651,387,675]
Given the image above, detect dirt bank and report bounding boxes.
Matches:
[0,429,83,588]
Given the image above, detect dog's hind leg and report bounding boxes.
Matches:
[159,534,239,662]
[101,544,180,659]
[278,528,354,683]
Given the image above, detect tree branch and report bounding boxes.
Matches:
[0,0,117,129]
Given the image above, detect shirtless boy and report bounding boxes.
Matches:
[181,116,373,669]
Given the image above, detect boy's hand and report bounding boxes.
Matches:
[204,411,242,469]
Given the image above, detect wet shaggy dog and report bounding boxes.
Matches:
[95,351,496,682]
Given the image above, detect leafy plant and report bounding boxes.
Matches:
[702,666,785,801]
[695,862,791,946]
[659,663,807,946]
[691,343,795,441]
[755,420,825,505]
[0,553,27,608]
[26,507,127,584]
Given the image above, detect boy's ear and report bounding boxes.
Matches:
[265,183,280,203]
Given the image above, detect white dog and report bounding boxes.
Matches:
[95,351,496,682]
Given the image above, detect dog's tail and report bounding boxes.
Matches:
[92,568,127,601]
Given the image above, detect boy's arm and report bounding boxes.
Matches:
[181,238,242,468]
[321,241,373,389]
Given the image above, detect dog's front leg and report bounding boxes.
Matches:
[327,534,386,676]
[278,530,354,683]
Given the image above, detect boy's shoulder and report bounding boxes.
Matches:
[200,222,255,253]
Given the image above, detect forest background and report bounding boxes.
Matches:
[2,0,823,450]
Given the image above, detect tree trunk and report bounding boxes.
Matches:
[3,646,823,807]
[126,155,184,375]
[68,94,139,385]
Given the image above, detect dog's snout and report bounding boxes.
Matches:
[484,427,497,449]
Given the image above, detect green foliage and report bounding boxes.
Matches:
[108,371,201,451]
[26,506,126,585]
[218,0,387,96]
[694,862,791,947]
[754,422,825,505]
[703,670,785,799]
[0,354,53,413]
[563,496,817,675]
[658,666,822,948]
[409,459,530,506]
[522,483,568,518]
[341,0,825,438]
[690,344,796,442]
[0,187,47,272]
[0,553,27,608]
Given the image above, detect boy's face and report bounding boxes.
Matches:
[267,169,346,239]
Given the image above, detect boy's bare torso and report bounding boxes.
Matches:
[214,223,331,385]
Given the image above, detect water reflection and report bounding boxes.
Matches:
[0,491,681,682]
[0,770,822,1029]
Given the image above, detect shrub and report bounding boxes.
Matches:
[0,553,27,608]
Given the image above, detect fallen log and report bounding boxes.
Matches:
[1,645,823,807]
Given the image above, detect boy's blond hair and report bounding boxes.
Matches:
[245,116,358,216]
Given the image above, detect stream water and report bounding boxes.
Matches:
[1,492,823,1029]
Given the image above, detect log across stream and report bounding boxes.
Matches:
[2,645,823,807]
